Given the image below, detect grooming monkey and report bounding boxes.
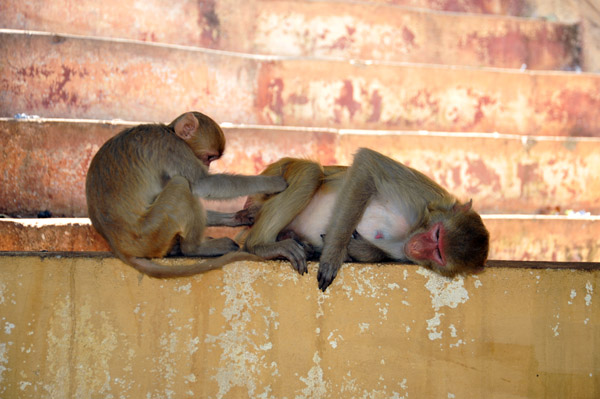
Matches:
[242,148,489,291]
[86,111,286,277]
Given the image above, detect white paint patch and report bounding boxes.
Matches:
[449,340,465,348]
[552,323,560,337]
[297,352,329,399]
[585,281,593,306]
[568,289,577,305]
[0,281,6,305]
[378,303,389,320]
[449,324,458,338]
[20,381,32,391]
[358,323,370,333]
[174,282,192,295]
[327,330,343,349]
[474,279,482,288]
[426,312,444,340]
[417,269,470,341]
[417,269,470,310]
[188,337,200,355]
[0,342,8,384]
[204,265,279,398]
[448,394,456,398]
[387,283,400,290]
[401,300,410,307]
[4,322,15,335]
[341,267,386,300]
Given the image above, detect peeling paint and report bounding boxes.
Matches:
[204,265,279,398]
[297,352,328,399]
[584,281,593,306]
[174,282,192,295]
[3,322,14,335]
[418,269,470,342]
[0,281,7,306]
[0,342,9,385]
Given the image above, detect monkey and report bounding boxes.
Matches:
[85,111,287,278]
[241,148,489,291]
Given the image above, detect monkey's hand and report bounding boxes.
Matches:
[233,207,258,226]
[252,240,310,275]
[317,247,346,291]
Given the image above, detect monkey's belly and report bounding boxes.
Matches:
[286,193,412,257]
[286,190,338,248]
[355,198,412,259]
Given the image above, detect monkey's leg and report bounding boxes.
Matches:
[244,160,324,274]
[141,176,239,259]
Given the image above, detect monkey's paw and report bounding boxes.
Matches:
[277,239,309,275]
[317,254,343,292]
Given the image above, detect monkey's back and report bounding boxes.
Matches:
[85,124,196,240]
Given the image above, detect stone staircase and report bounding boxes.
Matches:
[1,0,599,262]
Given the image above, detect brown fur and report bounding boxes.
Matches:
[86,111,285,277]
[242,148,490,291]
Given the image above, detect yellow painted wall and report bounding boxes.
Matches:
[0,254,598,398]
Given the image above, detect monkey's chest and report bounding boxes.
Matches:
[286,193,412,254]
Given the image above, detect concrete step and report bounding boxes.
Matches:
[0,0,579,70]
[360,0,540,16]
[1,215,599,262]
[1,252,597,398]
[1,118,598,217]
[2,30,599,135]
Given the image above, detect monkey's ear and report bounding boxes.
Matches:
[453,199,473,213]
[173,112,199,141]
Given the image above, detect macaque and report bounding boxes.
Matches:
[243,148,489,291]
[86,111,286,277]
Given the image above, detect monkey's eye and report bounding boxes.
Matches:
[435,247,443,265]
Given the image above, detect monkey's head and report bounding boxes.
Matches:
[169,111,226,169]
[404,199,489,277]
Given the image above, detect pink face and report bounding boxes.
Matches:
[405,222,446,267]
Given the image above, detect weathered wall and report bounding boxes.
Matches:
[0,254,597,398]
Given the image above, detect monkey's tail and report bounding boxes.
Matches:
[119,251,263,278]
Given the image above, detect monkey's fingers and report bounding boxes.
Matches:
[317,261,340,291]
[278,239,309,275]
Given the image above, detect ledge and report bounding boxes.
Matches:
[2,216,600,262]
[0,253,597,398]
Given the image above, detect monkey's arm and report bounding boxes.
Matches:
[318,148,428,290]
[205,209,255,227]
[192,174,287,200]
[318,150,379,290]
